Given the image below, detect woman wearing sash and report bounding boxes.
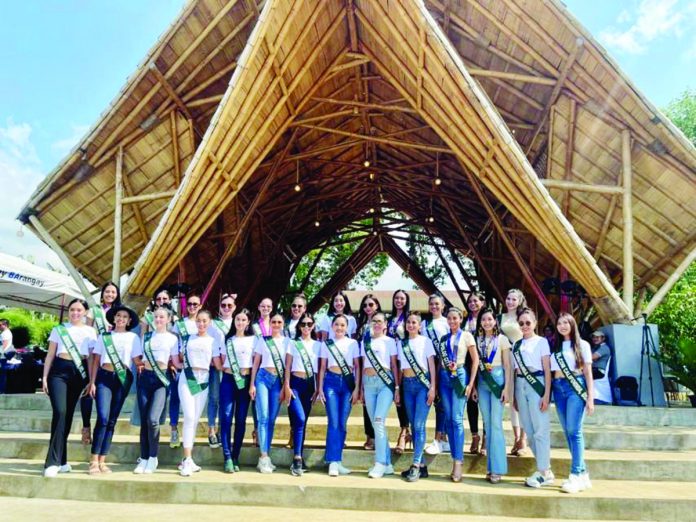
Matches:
[362,313,399,478]
[387,290,412,454]
[42,299,97,477]
[82,281,120,445]
[216,308,255,473]
[437,307,478,482]
[87,305,139,474]
[253,297,273,337]
[318,291,357,341]
[552,313,594,493]
[316,314,361,477]
[513,307,554,488]
[356,294,382,451]
[132,306,179,474]
[423,294,450,456]
[465,292,485,456]
[284,293,307,339]
[500,288,528,456]
[399,312,436,482]
[249,312,289,473]
[178,309,220,476]
[283,312,321,476]
[473,308,512,484]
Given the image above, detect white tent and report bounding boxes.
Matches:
[0,253,90,314]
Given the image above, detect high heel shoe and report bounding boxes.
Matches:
[405,428,413,450]
[469,433,480,454]
[479,433,487,456]
[395,428,409,454]
[252,430,258,448]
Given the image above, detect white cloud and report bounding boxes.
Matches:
[599,0,691,54]
[51,123,90,156]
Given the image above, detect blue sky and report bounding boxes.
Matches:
[0,0,694,287]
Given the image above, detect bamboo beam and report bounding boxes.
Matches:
[541,179,624,195]
[643,246,696,316]
[120,157,148,243]
[27,215,97,306]
[561,98,576,216]
[381,234,442,299]
[428,233,469,306]
[170,111,181,185]
[467,68,556,85]
[622,129,634,312]
[150,63,193,121]
[310,97,417,113]
[121,191,177,204]
[112,146,124,282]
[637,231,696,287]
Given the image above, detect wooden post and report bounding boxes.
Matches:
[621,129,634,312]
[112,146,124,283]
[27,215,97,306]
[643,246,696,317]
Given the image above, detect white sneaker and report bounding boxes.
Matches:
[383,464,394,476]
[328,462,339,477]
[180,457,194,477]
[369,462,386,479]
[144,457,158,474]
[337,462,351,475]
[59,464,72,473]
[424,439,442,456]
[561,473,584,494]
[580,471,592,490]
[177,459,184,471]
[258,456,273,474]
[525,470,555,488]
[134,459,148,474]
[269,459,277,471]
[441,440,450,452]
[43,465,60,478]
[190,459,201,473]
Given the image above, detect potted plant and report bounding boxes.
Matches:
[656,337,696,407]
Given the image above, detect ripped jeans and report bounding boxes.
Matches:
[363,374,394,466]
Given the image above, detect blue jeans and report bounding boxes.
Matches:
[92,367,133,456]
[438,369,467,461]
[478,367,507,475]
[515,375,551,471]
[288,375,315,458]
[324,371,353,463]
[402,375,431,465]
[363,374,394,466]
[207,365,221,429]
[220,372,251,461]
[255,368,282,454]
[136,369,167,459]
[553,376,587,474]
[168,369,181,427]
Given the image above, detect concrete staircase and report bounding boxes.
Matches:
[0,393,694,521]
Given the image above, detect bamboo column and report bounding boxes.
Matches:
[112,146,124,283]
[643,246,696,317]
[621,129,634,312]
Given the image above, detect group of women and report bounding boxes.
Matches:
[41,283,595,494]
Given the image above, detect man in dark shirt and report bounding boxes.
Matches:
[591,331,611,380]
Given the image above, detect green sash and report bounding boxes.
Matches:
[176,319,190,343]
[143,332,169,387]
[181,336,208,395]
[213,318,230,336]
[293,340,314,379]
[252,323,262,337]
[554,351,588,402]
[325,339,355,391]
[425,320,442,354]
[477,336,503,399]
[363,332,395,392]
[264,336,285,381]
[143,311,155,330]
[101,332,130,387]
[91,306,109,335]
[224,337,247,390]
[436,333,467,397]
[512,340,545,397]
[401,338,430,389]
[55,324,87,380]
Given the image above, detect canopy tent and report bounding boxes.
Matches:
[0,253,88,314]
[18,0,696,325]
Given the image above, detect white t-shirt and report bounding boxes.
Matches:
[212,317,233,337]
[285,318,300,339]
[49,324,97,357]
[550,339,592,373]
[288,338,321,373]
[420,317,448,343]
[320,337,360,369]
[93,331,140,365]
[133,331,178,366]
[362,335,397,370]
[181,334,219,369]
[1,329,13,353]
[398,335,435,371]
[511,335,550,372]
[318,314,357,339]
[253,335,289,369]
[217,335,255,369]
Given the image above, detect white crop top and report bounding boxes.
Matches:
[93,331,140,365]
[550,339,592,372]
[180,334,218,369]
[319,337,360,369]
[253,335,289,369]
[49,324,97,357]
[512,335,550,372]
[318,314,357,339]
[288,338,321,373]
[133,331,178,366]
[398,335,435,371]
[217,335,255,369]
[362,335,397,370]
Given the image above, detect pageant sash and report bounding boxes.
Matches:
[363,331,395,392]
[554,351,588,402]
[213,318,230,336]
[143,311,155,330]
[293,340,314,379]
[143,332,169,387]
[264,336,285,381]
[512,340,545,397]
[175,320,190,343]
[325,339,355,391]
[224,338,247,390]
[55,324,87,380]
[436,332,466,397]
[91,306,109,335]
[101,332,129,387]
[181,337,208,395]
[425,320,442,353]
[401,338,430,389]
[478,336,503,399]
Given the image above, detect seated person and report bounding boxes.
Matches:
[591,330,611,380]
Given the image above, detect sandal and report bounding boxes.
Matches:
[509,439,521,456]
[99,463,112,474]
[252,430,258,448]
[88,462,101,475]
[363,437,375,451]
[81,427,92,445]
[450,462,462,483]
[469,433,480,454]
[479,434,487,456]
[405,429,413,450]
[395,428,408,455]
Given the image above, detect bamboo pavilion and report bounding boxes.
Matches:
[19,0,696,325]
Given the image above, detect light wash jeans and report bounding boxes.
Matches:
[553,376,587,474]
[478,366,507,475]
[402,375,431,465]
[324,372,353,463]
[363,374,394,466]
[207,365,221,429]
[515,374,551,471]
[255,368,282,454]
[438,368,467,461]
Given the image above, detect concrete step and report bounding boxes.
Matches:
[0,458,692,520]
[2,409,695,451]
[1,432,693,481]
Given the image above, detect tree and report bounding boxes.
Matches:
[663,88,696,146]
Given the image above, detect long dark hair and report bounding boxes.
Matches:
[294,312,317,340]
[390,289,410,320]
[225,308,253,341]
[475,307,500,338]
[357,293,382,337]
[100,281,121,307]
[554,312,585,369]
[328,291,353,316]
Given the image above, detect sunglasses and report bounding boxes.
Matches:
[220,303,234,308]
[371,319,384,324]
[187,302,201,307]
[518,320,533,327]
[155,297,167,301]
[363,302,375,308]
[300,322,314,327]
[291,304,304,308]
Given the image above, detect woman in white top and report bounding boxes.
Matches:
[87,305,140,474]
[512,307,553,489]
[399,312,436,482]
[362,313,399,478]
[552,313,595,494]
[253,297,273,337]
[132,306,179,474]
[465,292,486,455]
[178,309,220,476]
[472,308,512,484]
[249,312,289,473]
[318,291,357,341]
[356,293,382,451]
[283,312,321,476]
[42,298,97,478]
[387,290,411,454]
[216,308,255,473]
[316,314,361,477]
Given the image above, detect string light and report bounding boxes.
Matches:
[363,159,371,168]
[294,160,302,192]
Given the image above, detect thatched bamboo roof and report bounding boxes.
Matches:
[20,0,696,324]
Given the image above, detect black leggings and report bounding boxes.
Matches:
[80,395,93,428]
[467,395,480,435]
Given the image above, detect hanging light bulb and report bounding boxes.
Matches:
[369,207,375,213]
[428,216,435,223]
[434,177,442,186]
[294,160,302,192]
[314,220,320,227]
[373,229,378,236]
[434,151,442,186]
[369,172,375,181]
[294,184,301,192]
[363,159,370,168]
